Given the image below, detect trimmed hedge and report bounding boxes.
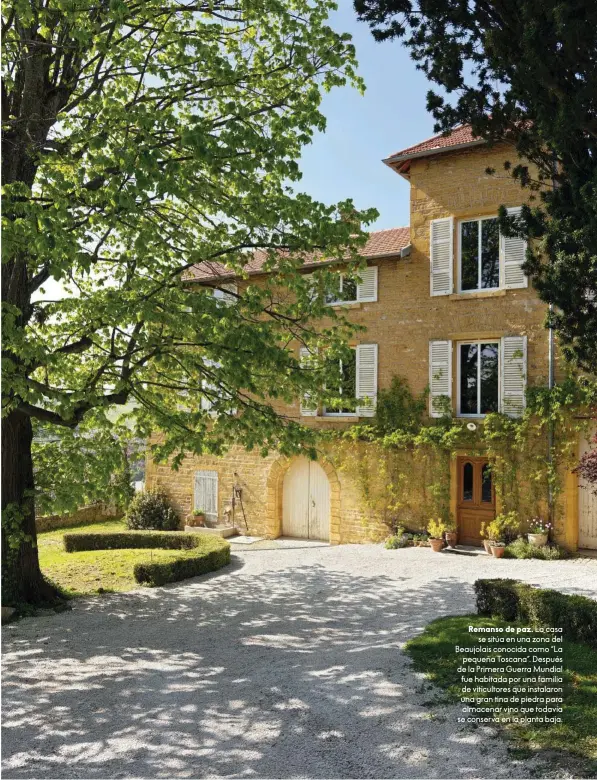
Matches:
[63,530,230,587]
[134,545,230,587]
[475,578,597,648]
[63,531,197,552]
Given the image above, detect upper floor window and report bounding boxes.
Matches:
[324,350,357,416]
[430,208,527,296]
[458,341,499,416]
[459,217,500,292]
[326,275,358,305]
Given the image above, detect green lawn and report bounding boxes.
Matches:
[405,615,597,775]
[39,520,226,597]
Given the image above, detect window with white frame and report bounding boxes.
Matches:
[324,349,357,415]
[458,341,500,416]
[430,208,527,296]
[459,217,500,292]
[325,274,358,305]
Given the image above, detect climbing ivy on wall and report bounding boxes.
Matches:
[326,375,597,536]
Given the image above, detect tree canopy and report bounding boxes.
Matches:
[2,0,376,604]
[355,0,597,373]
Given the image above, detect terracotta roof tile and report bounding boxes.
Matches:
[385,125,482,164]
[186,226,410,282]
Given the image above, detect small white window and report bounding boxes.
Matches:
[213,283,237,304]
[325,267,378,305]
[325,275,358,305]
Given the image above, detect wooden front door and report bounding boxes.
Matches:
[457,457,495,545]
[282,457,330,541]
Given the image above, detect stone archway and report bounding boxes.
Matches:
[266,455,341,544]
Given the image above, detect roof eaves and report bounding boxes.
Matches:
[383,138,487,168]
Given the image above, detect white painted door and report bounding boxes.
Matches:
[579,428,597,549]
[282,457,330,541]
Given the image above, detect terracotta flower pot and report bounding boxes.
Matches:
[445,531,457,548]
[483,539,493,554]
[187,514,205,528]
[491,545,505,558]
[429,537,444,552]
[528,533,548,548]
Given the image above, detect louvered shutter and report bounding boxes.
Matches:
[356,343,378,417]
[429,340,452,417]
[213,282,238,304]
[194,470,218,521]
[299,347,317,416]
[357,266,378,303]
[500,207,528,289]
[430,217,453,296]
[501,335,527,417]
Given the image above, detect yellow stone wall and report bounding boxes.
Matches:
[146,142,581,548]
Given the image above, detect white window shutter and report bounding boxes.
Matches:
[430,217,453,296]
[356,343,378,417]
[500,207,528,289]
[299,347,317,416]
[429,340,452,417]
[357,266,378,303]
[501,335,527,417]
[213,282,238,304]
[194,470,218,521]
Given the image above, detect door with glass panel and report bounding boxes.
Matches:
[457,457,495,545]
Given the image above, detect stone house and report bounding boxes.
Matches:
[146,126,597,551]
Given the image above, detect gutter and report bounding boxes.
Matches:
[382,139,487,169]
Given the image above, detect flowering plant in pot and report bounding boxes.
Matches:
[427,518,447,552]
[485,512,519,558]
[527,517,551,547]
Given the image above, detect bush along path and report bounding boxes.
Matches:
[405,581,597,777]
[39,521,230,597]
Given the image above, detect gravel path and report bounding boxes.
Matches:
[3,544,597,779]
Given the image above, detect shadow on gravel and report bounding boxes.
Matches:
[2,566,523,779]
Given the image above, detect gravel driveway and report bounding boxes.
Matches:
[3,543,597,779]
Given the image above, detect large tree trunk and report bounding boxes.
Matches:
[1,409,59,605]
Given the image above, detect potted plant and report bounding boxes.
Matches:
[528,517,551,547]
[486,512,519,558]
[188,508,206,527]
[427,518,447,552]
[480,522,492,554]
[444,517,458,548]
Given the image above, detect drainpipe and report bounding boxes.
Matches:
[547,152,558,527]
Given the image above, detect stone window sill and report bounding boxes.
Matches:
[449,290,507,301]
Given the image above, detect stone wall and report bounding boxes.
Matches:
[35,503,121,533]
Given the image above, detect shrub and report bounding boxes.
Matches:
[63,530,230,587]
[63,531,196,552]
[474,578,597,648]
[134,545,230,587]
[503,537,570,560]
[385,529,408,549]
[125,490,180,531]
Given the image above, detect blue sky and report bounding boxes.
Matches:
[298,4,439,232]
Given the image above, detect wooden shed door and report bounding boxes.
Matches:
[282,457,330,541]
[457,457,495,545]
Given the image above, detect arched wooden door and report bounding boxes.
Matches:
[457,457,495,545]
[282,457,330,541]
